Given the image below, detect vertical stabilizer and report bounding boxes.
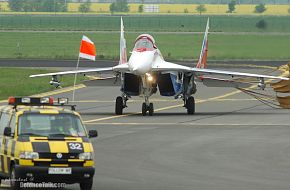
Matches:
[119,17,127,65]
[196,18,209,69]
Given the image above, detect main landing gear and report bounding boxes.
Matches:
[185,96,195,115]
[116,95,194,116]
[115,95,128,115]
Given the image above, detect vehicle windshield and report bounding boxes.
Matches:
[134,38,154,51]
[18,114,87,137]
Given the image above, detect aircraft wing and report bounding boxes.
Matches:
[151,17,288,81]
[152,61,289,81]
[201,76,252,88]
[29,64,129,78]
[191,67,288,80]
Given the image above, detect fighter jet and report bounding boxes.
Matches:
[30,18,288,116]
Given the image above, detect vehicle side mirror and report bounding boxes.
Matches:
[88,130,98,138]
[4,127,12,137]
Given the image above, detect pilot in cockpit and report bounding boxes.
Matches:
[134,37,155,51]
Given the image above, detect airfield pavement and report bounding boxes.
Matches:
[1,60,290,190]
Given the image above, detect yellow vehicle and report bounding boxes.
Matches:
[0,97,98,190]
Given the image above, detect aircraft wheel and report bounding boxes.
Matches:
[148,103,154,116]
[186,96,195,115]
[115,96,123,115]
[142,103,147,116]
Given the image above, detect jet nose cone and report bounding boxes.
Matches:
[129,50,155,74]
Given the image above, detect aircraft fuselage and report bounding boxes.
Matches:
[128,50,156,75]
[127,34,159,76]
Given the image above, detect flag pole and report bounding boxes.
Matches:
[72,56,80,102]
[73,35,96,102]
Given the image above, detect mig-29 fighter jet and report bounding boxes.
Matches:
[30,18,288,116]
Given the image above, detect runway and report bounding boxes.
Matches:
[1,63,290,190]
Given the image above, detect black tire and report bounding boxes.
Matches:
[142,103,147,116]
[80,179,93,190]
[186,96,195,115]
[148,103,154,116]
[10,165,21,190]
[115,96,123,115]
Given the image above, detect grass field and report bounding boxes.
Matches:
[0,32,289,60]
[0,15,289,61]
[1,3,290,15]
[0,15,290,33]
[0,68,85,100]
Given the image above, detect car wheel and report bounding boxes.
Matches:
[80,179,93,190]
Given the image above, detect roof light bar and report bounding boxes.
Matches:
[8,97,54,106]
[8,97,15,105]
[58,98,69,105]
[21,97,31,104]
[49,97,54,105]
[40,97,49,104]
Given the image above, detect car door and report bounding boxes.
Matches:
[0,112,12,175]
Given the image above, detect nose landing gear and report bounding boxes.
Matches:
[142,96,154,116]
[142,102,154,116]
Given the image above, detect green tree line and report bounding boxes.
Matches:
[8,0,67,12]
[97,0,290,4]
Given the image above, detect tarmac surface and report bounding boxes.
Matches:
[1,61,290,190]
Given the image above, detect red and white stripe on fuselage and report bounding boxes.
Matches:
[120,47,127,65]
[119,17,127,65]
[196,18,209,69]
[196,40,208,69]
[196,40,208,81]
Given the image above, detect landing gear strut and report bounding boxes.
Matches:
[185,96,195,115]
[115,95,128,115]
[142,97,154,116]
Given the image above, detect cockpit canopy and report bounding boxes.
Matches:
[134,34,156,52]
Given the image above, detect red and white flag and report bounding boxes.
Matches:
[79,35,96,61]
